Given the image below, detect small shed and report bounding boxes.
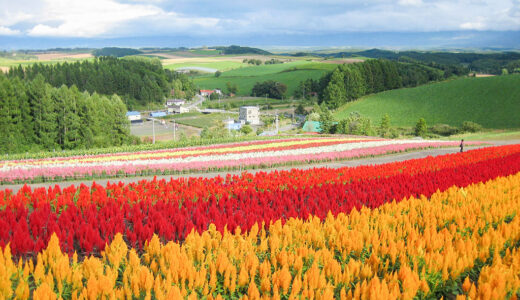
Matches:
[166,99,185,106]
[150,111,167,118]
[126,111,142,123]
[302,121,322,133]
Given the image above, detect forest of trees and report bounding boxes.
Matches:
[7,56,172,108]
[298,59,460,109]
[251,81,288,99]
[328,49,518,75]
[0,74,132,154]
[92,47,143,57]
[214,45,271,55]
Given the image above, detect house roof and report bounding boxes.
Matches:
[150,111,167,118]
[126,111,140,116]
[200,89,214,93]
[302,121,322,133]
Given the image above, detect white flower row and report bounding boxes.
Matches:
[4,139,445,172]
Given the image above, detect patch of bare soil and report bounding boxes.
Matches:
[475,74,496,78]
[35,52,93,60]
[321,58,365,64]
[0,67,9,73]
[146,53,188,59]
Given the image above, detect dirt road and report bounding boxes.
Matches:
[3,139,518,193]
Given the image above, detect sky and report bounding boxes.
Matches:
[1,0,519,49]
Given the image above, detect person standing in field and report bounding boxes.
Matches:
[460,139,464,153]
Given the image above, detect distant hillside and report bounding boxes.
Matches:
[93,47,142,57]
[195,61,336,97]
[214,45,271,55]
[334,74,520,129]
[284,49,520,75]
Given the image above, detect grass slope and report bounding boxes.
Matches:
[195,61,336,97]
[335,75,520,129]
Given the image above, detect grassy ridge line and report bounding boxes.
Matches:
[195,61,336,96]
[334,74,520,129]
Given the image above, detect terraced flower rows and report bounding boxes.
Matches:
[1,145,519,298]
[0,137,479,183]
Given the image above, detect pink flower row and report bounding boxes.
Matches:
[0,141,474,183]
[0,137,331,165]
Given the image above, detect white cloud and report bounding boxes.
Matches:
[398,0,423,6]
[460,22,486,30]
[0,26,20,36]
[0,0,519,38]
[27,0,162,37]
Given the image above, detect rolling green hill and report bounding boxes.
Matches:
[334,74,520,129]
[195,61,336,97]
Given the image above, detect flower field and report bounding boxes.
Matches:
[0,137,480,184]
[0,144,520,298]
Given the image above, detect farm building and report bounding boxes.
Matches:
[200,90,214,97]
[224,119,242,130]
[126,111,142,123]
[166,99,185,106]
[150,111,167,118]
[199,89,223,97]
[302,121,322,133]
[168,105,189,114]
[239,106,260,125]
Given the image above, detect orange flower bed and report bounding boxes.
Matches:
[2,172,520,299]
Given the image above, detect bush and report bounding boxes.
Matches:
[431,124,459,136]
[415,118,428,137]
[240,125,253,135]
[461,121,483,133]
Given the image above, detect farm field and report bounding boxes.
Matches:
[172,112,237,128]
[195,61,336,96]
[0,137,482,184]
[335,74,520,129]
[1,144,520,298]
[202,96,295,109]
[0,52,93,69]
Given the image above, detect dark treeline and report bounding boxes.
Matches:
[7,56,173,108]
[298,59,460,109]
[333,49,520,75]
[214,45,271,55]
[251,81,288,99]
[92,47,142,57]
[0,74,132,154]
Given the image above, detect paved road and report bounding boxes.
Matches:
[2,140,518,193]
[187,94,205,109]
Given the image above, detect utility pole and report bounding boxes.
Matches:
[172,119,176,141]
[275,110,279,134]
[152,118,155,144]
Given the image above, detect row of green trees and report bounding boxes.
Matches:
[7,56,173,108]
[0,74,132,154]
[251,81,288,99]
[295,59,453,109]
[318,59,448,109]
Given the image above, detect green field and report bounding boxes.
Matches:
[173,113,237,128]
[188,49,222,56]
[163,60,246,71]
[195,61,336,97]
[334,75,520,129]
[203,97,292,107]
[0,56,94,68]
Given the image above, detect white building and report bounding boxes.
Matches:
[126,111,142,123]
[167,105,190,114]
[166,99,185,106]
[239,106,260,125]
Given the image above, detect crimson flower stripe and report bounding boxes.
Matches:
[1,145,519,257]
